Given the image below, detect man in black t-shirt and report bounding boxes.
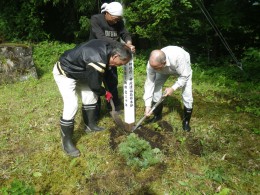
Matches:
[89,2,135,114]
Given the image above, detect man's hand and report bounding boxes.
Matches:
[145,106,152,117]
[105,91,113,102]
[164,87,174,96]
[125,42,136,53]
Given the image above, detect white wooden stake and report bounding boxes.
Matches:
[123,56,135,126]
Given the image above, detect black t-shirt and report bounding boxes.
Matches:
[89,13,131,44]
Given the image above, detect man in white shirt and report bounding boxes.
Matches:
[143,46,193,131]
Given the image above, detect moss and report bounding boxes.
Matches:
[0,42,30,48]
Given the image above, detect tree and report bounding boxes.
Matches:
[123,0,194,48]
[0,0,258,63]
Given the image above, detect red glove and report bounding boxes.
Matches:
[105,91,113,102]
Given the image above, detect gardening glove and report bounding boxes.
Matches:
[145,106,152,117]
[105,91,113,102]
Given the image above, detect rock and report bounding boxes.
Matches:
[0,43,38,84]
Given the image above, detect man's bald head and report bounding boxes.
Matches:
[149,50,166,70]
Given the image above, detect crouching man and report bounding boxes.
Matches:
[143,46,193,131]
[53,39,132,157]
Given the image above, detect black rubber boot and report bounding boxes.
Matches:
[60,118,80,157]
[82,104,105,132]
[147,101,163,123]
[95,97,102,120]
[182,107,193,131]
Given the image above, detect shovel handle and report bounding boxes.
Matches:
[109,98,116,111]
[133,95,166,131]
[132,115,147,131]
[103,81,116,111]
[150,96,166,112]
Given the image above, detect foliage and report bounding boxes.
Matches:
[0,0,259,64]
[118,133,163,169]
[0,179,35,195]
[75,16,91,40]
[32,41,75,76]
[215,188,231,195]
[242,47,260,63]
[0,1,47,42]
[123,0,194,47]
[205,167,226,183]
[0,0,97,42]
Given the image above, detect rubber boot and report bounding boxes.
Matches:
[182,107,193,131]
[95,97,101,120]
[82,104,105,132]
[148,101,163,123]
[60,118,80,157]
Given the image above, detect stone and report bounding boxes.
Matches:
[0,43,38,84]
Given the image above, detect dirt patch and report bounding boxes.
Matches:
[157,120,174,132]
[109,120,178,155]
[134,126,165,149]
[109,126,126,150]
[186,135,204,156]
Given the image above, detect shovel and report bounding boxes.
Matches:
[132,95,167,131]
[103,81,126,130]
[108,97,126,130]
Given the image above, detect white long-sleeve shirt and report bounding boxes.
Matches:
[143,46,192,106]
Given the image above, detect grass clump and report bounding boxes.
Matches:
[0,179,35,195]
[118,133,163,169]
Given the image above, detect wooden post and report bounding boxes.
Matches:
[123,56,135,132]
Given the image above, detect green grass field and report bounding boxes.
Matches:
[0,42,259,194]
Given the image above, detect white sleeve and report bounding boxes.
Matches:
[143,63,156,107]
[171,53,192,90]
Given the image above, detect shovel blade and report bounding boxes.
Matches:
[110,111,125,130]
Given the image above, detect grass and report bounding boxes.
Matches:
[0,42,259,194]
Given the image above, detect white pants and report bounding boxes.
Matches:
[153,73,193,109]
[53,63,98,120]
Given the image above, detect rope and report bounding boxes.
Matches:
[196,0,243,70]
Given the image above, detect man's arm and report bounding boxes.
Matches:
[86,66,106,96]
[171,53,192,91]
[118,21,135,52]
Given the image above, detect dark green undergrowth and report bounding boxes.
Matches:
[0,42,259,194]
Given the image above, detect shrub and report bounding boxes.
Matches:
[118,133,163,169]
[33,41,75,76]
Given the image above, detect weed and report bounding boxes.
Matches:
[205,167,226,183]
[151,122,163,131]
[0,179,35,195]
[251,128,260,135]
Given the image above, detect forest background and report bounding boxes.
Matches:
[0,0,259,61]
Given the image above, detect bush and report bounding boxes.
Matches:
[33,41,75,76]
[118,133,163,169]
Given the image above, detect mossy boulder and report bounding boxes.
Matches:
[0,43,38,84]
